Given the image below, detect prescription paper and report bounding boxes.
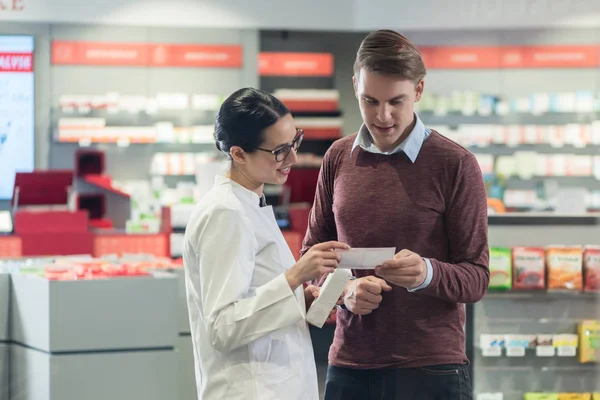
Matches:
[336,247,395,270]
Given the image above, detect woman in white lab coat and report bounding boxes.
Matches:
[183,87,349,400]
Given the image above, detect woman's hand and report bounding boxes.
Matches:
[303,284,320,309]
[285,241,350,291]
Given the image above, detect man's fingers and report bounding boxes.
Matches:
[364,276,393,292]
[357,291,382,304]
[394,249,413,259]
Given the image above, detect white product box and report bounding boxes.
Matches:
[177,335,197,400]
[0,344,8,400]
[0,273,9,341]
[307,269,352,328]
[11,272,178,352]
[10,345,178,400]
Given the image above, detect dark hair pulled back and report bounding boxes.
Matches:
[214,87,290,157]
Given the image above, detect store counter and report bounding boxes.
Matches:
[0,342,7,400]
[0,272,8,341]
[0,272,8,400]
[9,267,180,400]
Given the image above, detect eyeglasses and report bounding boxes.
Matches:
[256,128,304,162]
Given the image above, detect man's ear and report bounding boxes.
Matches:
[352,75,358,99]
[229,146,248,164]
[414,79,424,102]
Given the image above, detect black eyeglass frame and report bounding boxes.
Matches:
[255,128,304,162]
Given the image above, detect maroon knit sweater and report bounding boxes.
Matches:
[301,130,490,369]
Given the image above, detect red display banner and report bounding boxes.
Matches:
[259,52,334,76]
[52,41,149,66]
[52,41,243,68]
[501,45,599,68]
[426,46,502,69]
[419,44,600,69]
[149,44,243,68]
[0,52,33,72]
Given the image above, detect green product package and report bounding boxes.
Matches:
[489,247,512,290]
[524,394,559,400]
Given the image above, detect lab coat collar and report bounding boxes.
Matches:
[214,175,263,208]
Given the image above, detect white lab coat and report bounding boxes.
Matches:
[183,175,319,400]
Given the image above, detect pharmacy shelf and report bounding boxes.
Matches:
[472,219,600,398]
[420,112,598,126]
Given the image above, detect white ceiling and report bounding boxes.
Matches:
[0,0,599,31]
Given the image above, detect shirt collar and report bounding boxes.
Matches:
[351,113,429,163]
[215,175,262,208]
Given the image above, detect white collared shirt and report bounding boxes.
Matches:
[351,112,431,162]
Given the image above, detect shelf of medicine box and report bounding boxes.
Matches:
[477,394,600,400]
[468,144,600,155]
[53,107,218,126]
[294,117,343,140]
[55,120,217,144]
[271,88,340,112]
[55,93,222,114]
[502,206,600,214]
[419,112,598,126]
[487,213,600,226]
[483,290,598,299]
[502,177,600,187]
[291,110,343,118]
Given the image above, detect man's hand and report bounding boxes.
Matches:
[343,276,392,315]
[374,249,427,290]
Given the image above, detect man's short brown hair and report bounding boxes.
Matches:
[354,29,426,84]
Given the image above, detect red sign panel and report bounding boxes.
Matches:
[502,45,599,68]
[150,44,243,68]
[259,52,334,76]
[0,52,33,72]
[52,41,149,66]
[52,41,243,68]
[419,44,600,69]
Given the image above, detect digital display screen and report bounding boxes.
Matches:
[0,35,35,199]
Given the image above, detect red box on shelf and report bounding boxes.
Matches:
[302,127,342,140]
[285,168,320,204]
[14,210,89,234]
[93,233,169,258]
[11,169,90,235]
[283,100,338,112]
[76,149,105,177]
[77,194,113,229]
[18,232,95,256]
[11,170,74,207]
[0,236,22,258]
[282,231,302,261]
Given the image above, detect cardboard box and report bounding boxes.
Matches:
[307,269,352,328]
[10,344,178,400]
[11,272,178,352]
[0,273,9,341]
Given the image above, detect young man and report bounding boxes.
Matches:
[301,30,490,400]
